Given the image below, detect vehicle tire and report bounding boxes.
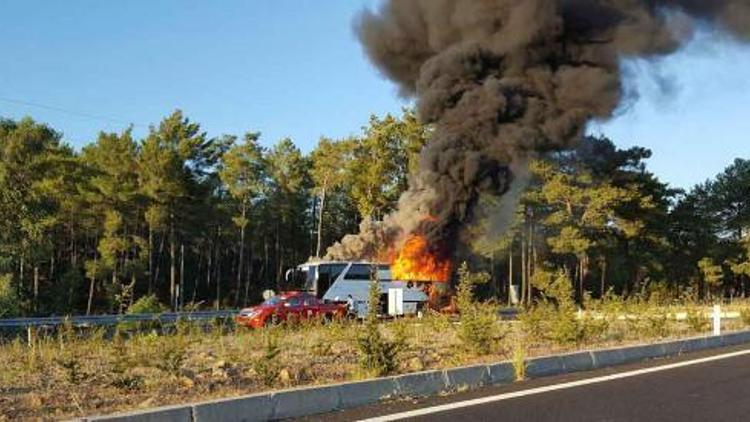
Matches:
[265,314,279,327]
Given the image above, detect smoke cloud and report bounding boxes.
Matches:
[326,0,750,263]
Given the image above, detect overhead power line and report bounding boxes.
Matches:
[0,95,148,128]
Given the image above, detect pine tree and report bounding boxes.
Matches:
[219,132,265,306]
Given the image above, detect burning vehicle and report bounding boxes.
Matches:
[285,260,439,318]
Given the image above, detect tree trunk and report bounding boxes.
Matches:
[193,250,202,305]
[235,202,246,307]
[86,277,95,316]
[206,237,213,291]
[148,226,153,294]
[19,255,24,295]
[527,220,534,303]
[33,266,39,313]
[170,216,176,310]
[508,247,514,307]
[87,251,98,315]
[180,243,185,310]
[275,221,282,288]
[600,256,607,298]
[521,236,528,306]
[154,233,165,293]
[130,272,136,308]
[215,249,221,310]
[244,240,253,306]
[316,183,327,258]
[112,261,117,288]
[50,253,55,282]
[490,255,497,297]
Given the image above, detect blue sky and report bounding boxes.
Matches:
[1,1,748,190]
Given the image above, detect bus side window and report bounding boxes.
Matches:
[318,266,331,296]
[345,264,376,280]
[328,264,347,282]
[317,264,346,298]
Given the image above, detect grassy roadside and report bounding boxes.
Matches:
[1,299,749,420]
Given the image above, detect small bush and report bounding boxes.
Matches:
[456,263,502,355]
[357,278,400,376]
[56,356,87,384]
[685,308,709,333]
[254,330,281,386]
[423,309,453,333]
[120,294,168,331]
[549,311,586,345]
[740,308,750,327]
[518,302,555,341]
[511,341,527,381]
[0,273,20,318]
[643,312,671,339]
[155,341,187,376]
[530,270,587,346]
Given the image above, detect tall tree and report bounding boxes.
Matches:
[138,110,217,310]
[310,137,355,257]
[0,118,73,313]
[265,138,311,284]
[219,132,265,306]
[348,109,428,219]
[81,129,143,311]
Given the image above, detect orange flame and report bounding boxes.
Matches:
[390,235,451,282]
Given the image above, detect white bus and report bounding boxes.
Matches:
[286,261,429,318]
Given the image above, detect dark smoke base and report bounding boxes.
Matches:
[327,0,750,263]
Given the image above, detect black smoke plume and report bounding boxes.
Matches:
[326,0,750,262]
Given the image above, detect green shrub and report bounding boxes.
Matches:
[0,274,20,318]
[154,341,187,376]
[120,294,168,332]
[549,309,586,345]
[535,270,587,345]
[511,341,527,381]
[357,278,400,376]
[518,302,555,341]
[254,330,281,386]
[423,309,453,334]
[740,308,750,327]
[456,263,502,355]
[643,312,670,339]
[685,308,709,333]
[127,294,168,314]
[56,356,87,384]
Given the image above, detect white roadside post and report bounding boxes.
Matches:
[713,304,721,336]
[388,288,404,317]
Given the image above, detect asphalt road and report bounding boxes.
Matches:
[300,344,750,422]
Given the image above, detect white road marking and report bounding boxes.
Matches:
[359,348,750,422]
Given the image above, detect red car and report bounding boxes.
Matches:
[236,291,348,328]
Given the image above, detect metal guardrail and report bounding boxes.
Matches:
[0,310,238,329]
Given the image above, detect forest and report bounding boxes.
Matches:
[0,108,748,316]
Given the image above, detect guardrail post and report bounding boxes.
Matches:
[713,304,721,336]
[27,325,34,347]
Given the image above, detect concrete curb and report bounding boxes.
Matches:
[82,330,750,422]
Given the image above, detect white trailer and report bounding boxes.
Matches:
[286,261,429,318]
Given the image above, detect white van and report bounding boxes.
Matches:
[286,261,429,318]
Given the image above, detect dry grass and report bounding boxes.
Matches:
[1,302,749,420]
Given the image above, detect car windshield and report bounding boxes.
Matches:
[262,296,282,306]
